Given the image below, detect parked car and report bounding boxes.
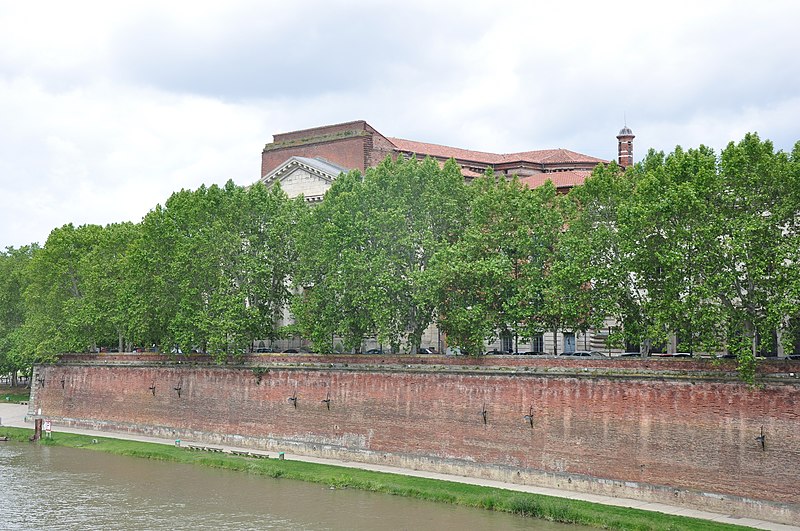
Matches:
[417,347,437,354]
[517,351,547,356]
[485,349,513,355]
[364,348,384,355]
[282,348,299,353]
[561,350,607,358]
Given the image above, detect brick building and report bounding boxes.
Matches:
[260,119,632,197]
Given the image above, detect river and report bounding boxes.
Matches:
[0,442,587,530]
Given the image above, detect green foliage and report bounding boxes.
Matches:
[428,175,573,354]
[128,181,303,361]
[571,134,800,379]
[17,223,138,360]
[2,131,797,379]
[618,146,725,354]
[293,156,467,353]
[0,245,37,374]
[566,162,638,349]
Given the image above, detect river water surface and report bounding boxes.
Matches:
[0,442,588,530]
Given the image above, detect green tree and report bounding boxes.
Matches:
[709,134,795,375]
[564,162,640,353]
[20,224,123,358]
[220,182,304,349]
[292,170,374,351]
[429,175,567,355]
[78,222,139,352]
[532,182,605,355]
[0,244,37,381]
[603,135,797,380]
[783,141,800,354]
[294,157,467,353]
[129,181,302,360]
[616,146,724,355]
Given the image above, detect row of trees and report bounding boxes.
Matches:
[0,182,302,376]
[593,134,800,378]
[1,133,798,381]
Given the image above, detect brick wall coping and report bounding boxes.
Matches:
[52,353,800,384]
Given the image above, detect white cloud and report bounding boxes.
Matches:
[1,0,799,247]
[0,76,271,247]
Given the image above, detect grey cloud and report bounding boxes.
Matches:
[108,5,481,101]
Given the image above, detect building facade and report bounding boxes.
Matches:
[261,119,618,194]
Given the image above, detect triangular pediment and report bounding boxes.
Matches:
[260,156,347,202]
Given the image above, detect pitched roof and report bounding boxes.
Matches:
[388,138,606,166]
[518,170,593,190]
[388,137,503,164]
[261,156,347,186]
[504,149,606,165]
[294,156,348,176]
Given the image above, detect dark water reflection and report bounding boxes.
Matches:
[0,443,587,530]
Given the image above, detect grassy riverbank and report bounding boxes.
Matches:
[0,427,754,531]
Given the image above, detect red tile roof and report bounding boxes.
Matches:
[461,167,486,178]
[518,170,593,189]
[506,149,606,165]
[389,137,502,164]
[388,137,606,166]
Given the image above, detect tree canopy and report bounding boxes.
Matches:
[1,133,798,382]
[128,180,303,361]
[292,156,467,353]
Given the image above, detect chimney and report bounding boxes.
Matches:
[617,125,635,168]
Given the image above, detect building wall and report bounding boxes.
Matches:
[261,123,402,178]
[262,135,370,177]
[272,120,374,143]
[30,358,800,524]
[364,131,397,168]
[277,168,330,199]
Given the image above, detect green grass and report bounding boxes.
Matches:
[0,426,755,531]
[1,389,29,403]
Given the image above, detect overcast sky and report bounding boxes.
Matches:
[2,1,798,248]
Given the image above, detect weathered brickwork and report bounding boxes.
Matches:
[261,136,369,176]
[271,120,375,144]
[31,358,800,524]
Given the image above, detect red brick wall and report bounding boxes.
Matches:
[366,132,398,168]
[260,121,401,178]
[272,120,369,143]
[261,136,370,177]
[61,351,794,375]
[32,360,800,523]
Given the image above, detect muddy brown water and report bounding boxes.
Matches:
[0,442,589,530]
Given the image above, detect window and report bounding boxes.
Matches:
[501,332,513,353]
[531,334,544,352]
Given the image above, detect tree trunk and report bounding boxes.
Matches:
[642,338,651,357]
[552,327,559,356]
